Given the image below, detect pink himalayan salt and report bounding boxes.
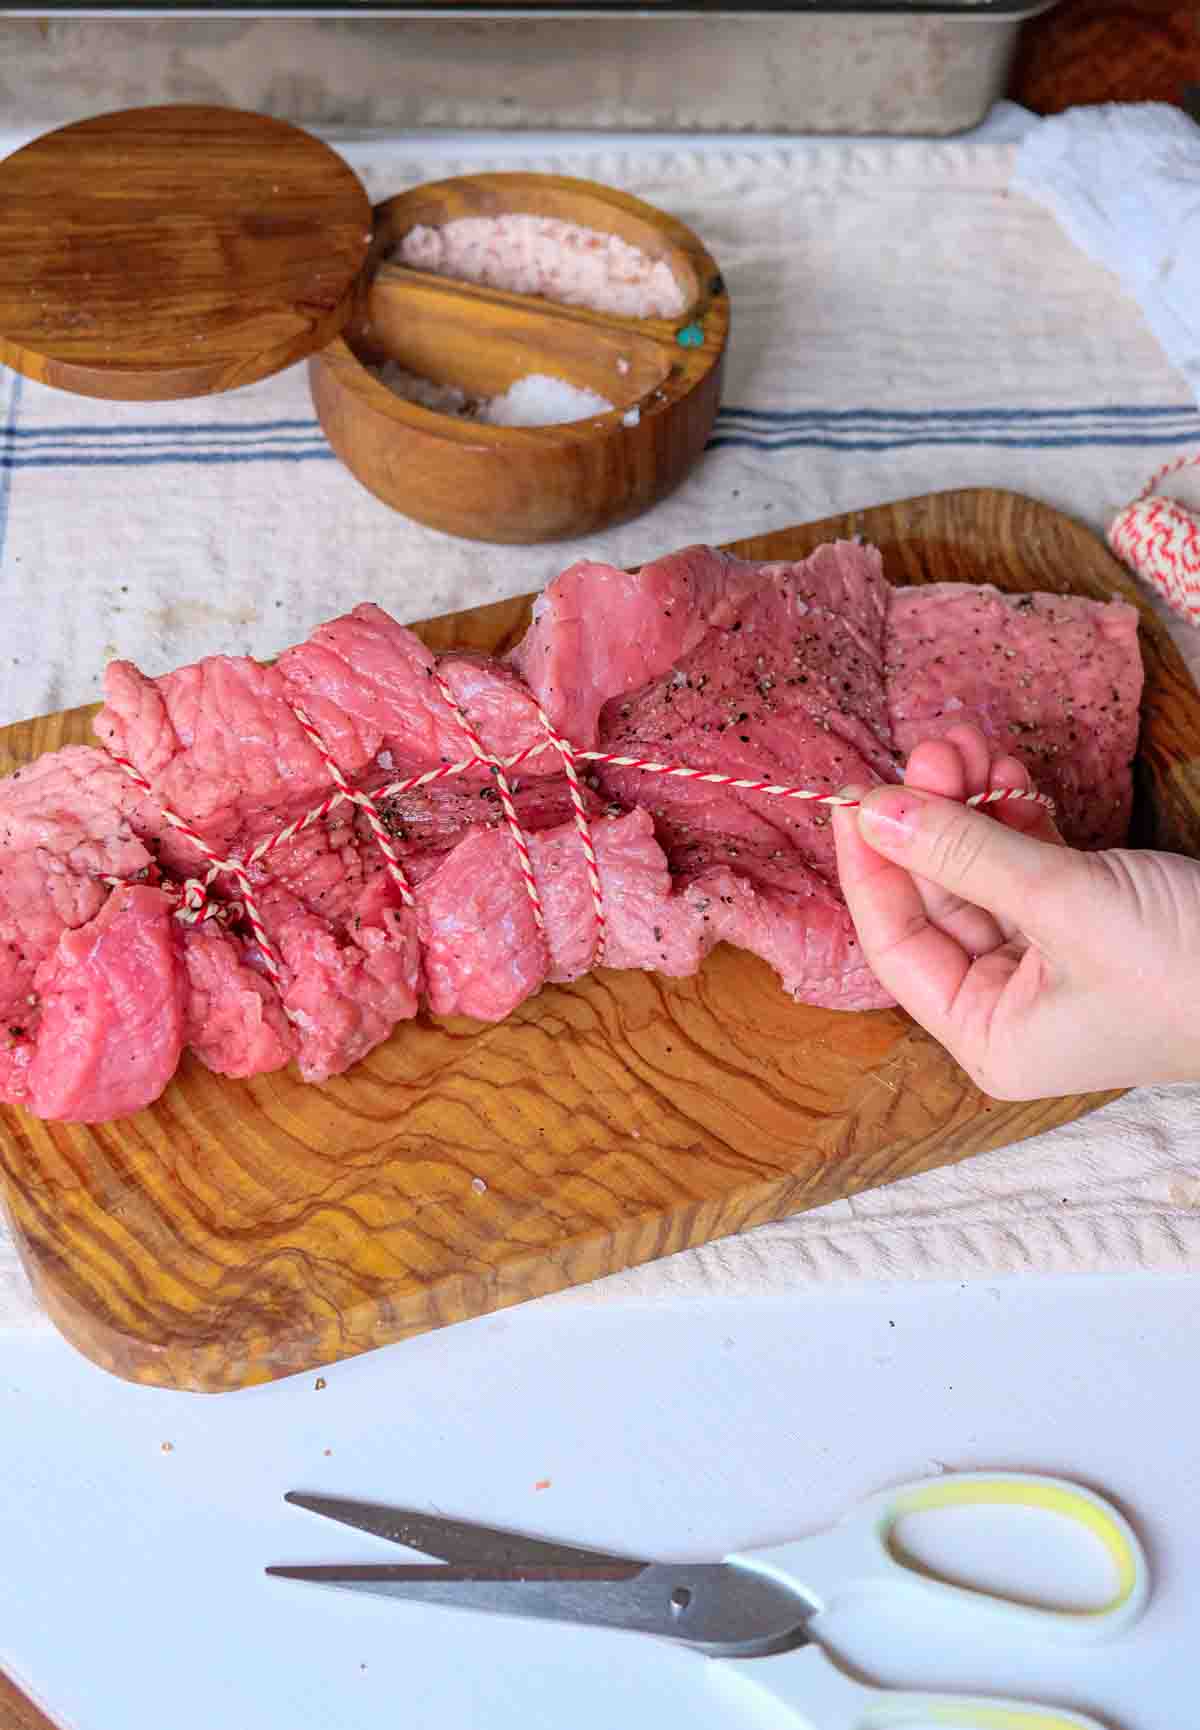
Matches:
[396,215,686,320]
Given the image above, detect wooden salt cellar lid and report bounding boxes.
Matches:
[0,105,372,401]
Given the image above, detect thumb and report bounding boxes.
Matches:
[856,783,1069,934]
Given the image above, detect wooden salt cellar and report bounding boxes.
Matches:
[0,107,728,543]
[310,174,729,543]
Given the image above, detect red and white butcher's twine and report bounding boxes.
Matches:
[1109,454,1200,624]
[100,691,1053,1014]
[431,671,548,939]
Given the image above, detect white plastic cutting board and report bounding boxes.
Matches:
[1,1270,1197,1730]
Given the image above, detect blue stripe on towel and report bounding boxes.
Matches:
[5,416,324,441]
[6,434,331,457]
[0,447,335,472]
[705,429,1200,454]
[713,403,1200,426]
[9,404,1195,442]
[1,399,1196,472]
[0,371,23,566]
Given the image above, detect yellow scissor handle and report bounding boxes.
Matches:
[737,1470,1149,1645]
[860,1694,1111,1730]
[885,1474,1143,1627]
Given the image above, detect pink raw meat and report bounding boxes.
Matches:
[95,608,560,871]
[246,815,420,1083]
[517,540,900,1009]
[417,807,708,1021]
[0,746,160,1110]
[97,652,334,868]
[276,604,557,784]
[96,649,421,1081]
[533,806,709,983]
[886,584,1143,849]
[181,926,295,1079]
[92,605,589,1084]
[511,546,770,748]
[24,885,186,1122]
[1,544,1146,1125]
[96,687,419,1084]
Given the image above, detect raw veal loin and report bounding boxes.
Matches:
[0,540,1141,1123]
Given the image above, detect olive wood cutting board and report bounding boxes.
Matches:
[3,488,1198,1394]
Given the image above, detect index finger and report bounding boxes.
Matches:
[831,795,976,1033]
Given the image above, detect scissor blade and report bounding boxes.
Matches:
[283,1492,634,1569]
[265,1560,816,1657]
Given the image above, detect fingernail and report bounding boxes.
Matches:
[858,785,927,845]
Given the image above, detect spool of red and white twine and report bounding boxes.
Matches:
[1108,454,1200,623]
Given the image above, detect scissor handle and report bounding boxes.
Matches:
[733,1471,1148,1644]
[712,1642,1115,1730]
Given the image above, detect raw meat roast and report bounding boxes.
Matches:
[0,541,1142,1123]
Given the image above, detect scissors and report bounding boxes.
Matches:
[267,1469,1149,1730]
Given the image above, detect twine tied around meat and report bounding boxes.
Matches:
[1109,455,1200,624]
[100,684,1053,1015]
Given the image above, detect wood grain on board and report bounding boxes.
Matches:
[0,1670,59,1730]
[2,489,1198,1394]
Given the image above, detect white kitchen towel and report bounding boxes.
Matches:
[2,122,1200,1331]
[4,122,1200,727]
[1014,103,1200,408]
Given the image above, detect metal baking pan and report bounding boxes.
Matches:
[0,6,1058,136]
[2,1,1062,11]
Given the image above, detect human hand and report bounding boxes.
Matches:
[832,723,1200,1098]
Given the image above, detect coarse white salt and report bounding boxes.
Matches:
[372,361,614,428]
[482,375,613,427]
[396,216,687,320]
[622,407,641,428]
